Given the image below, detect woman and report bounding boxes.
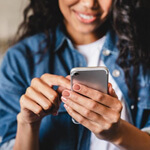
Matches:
[0,0,150,149]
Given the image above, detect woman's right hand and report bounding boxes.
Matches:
[18,74,70,124]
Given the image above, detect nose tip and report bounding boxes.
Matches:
[81,0,99,9]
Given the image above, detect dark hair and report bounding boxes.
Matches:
[16,0,62,41]
[113,0,150,101]
[15,0,150,102]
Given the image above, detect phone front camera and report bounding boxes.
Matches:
[74,72,79,76]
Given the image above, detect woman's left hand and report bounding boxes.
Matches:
[61,83,123,142]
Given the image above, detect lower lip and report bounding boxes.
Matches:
[75,11,97,24]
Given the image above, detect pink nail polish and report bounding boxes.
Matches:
[73,84,80,91]
[61,96,67,102]
[62,91,70,97]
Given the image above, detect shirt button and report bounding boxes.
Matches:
[138,97,141,101]
[103,49,111,56]
[131,105,135,110]
[112,69,120,77]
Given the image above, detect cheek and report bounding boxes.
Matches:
[98,0,112,20]
[58,0,69,19]
[58,0,78,9]
[58,0,75,16]
[99,0,112,12]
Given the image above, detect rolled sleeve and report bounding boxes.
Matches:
[0,139,15,150]
[141,127,150,135]
[0,47,28,146]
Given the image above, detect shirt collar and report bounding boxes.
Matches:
[102,29,119,54]
[53,24,118,53]
[53,24,69,52]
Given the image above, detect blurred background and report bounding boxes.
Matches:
[0,0,28,63]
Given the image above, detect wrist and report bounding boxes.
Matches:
[111,119,125,145]
[103,119,123,145]
[17,113,41,130]
[14,113,40,150]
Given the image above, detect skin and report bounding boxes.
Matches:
[14,0,150,150]
[59,0,112,45]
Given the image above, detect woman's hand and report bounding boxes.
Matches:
[61,83,123,142]
[18,74,70,124]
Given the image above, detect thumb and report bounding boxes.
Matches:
[108,83,118,98]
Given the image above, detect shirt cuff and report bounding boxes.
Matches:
[141,127,150,135]
[0,139,15,150]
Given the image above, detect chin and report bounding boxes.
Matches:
[76,27,99,34]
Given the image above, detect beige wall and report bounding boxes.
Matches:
[0,0,28,39]
[0,0,28,62]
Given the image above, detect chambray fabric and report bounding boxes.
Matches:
[0,24,150,149]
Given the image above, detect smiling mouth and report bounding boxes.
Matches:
[74,11,100,24]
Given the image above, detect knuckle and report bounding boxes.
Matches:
[104,123,112,130]
[31,78,40,86]
[41,73,49,79]
[97,92,103,101]
[118,102,123,112]
[59,76,65,81]
[50,93,58,103]
[94,127,103,134]
[83,87,88,95]
[78,116,84,124]
[58,76,66,85]
[20,95,25,106]
[45,102,52,110]
[68,107,73,115]
[113,113,120,123]
[26,87,32,95]
[35,107,42,114]
[52,92,58,100]
[115,101,123,112]
[89,101,97,110]
[84,109,91,117]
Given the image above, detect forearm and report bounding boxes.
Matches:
[113,119,150,150]
[13,114,41,150]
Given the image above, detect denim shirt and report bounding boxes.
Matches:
[0,25,150,149]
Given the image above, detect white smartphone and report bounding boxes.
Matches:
[70,66,109,124]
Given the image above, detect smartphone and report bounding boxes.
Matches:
[70,66,109,124]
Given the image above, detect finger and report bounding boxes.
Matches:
[41,74,70,89]
[63,104,101,134]
[57,86,67,94]
[26,87,53,111]
[108,83,112,92]
[72,84,121,110]
[31,78,60,110]
[20,95,43,116]
[66,75,71,80]
[61,97,112,127]
[108,84,118,98]
[62,90,119,122]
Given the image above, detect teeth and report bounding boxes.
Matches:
[79,13,94,20]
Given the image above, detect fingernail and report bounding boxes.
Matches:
[61,96,67,103]
[64,104,68,109]
[73,84,80,91]
[62,91,70,97]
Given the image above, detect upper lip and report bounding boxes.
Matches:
[73,10,101,17]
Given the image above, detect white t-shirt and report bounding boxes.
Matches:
[76,37,131,150]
